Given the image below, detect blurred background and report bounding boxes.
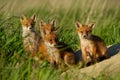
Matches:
[0,0,120,16]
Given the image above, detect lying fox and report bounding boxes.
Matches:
[75,22,108,65]
[40,20,76,68]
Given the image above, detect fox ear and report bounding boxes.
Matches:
[20,15,26,21]
[31,14,36,22]
[40,20,46,27]
[75,21,82,29]
[50,19,56,27]
[39,20,46,36]
[88,23,95,29]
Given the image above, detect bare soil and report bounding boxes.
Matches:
[61,44,120,80]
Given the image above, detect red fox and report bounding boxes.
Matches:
[39,19,57,63]
[43,31,76,68]
[40,20,76,68]
[20,14,41,61]
[21,14,52,63]
[43,31,62,68]
[75,22,108,65]
[40,19,56,38]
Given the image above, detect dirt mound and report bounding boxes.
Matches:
[61,44,120,80]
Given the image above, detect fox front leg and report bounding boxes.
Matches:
[82,51,88,65]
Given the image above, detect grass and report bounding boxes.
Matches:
[0,0,120,80]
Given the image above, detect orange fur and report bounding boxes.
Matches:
[44,32,61,67]
[20,15,46,62]
[39,20,76,68]
[43,32,76,67]
[62,51,76,66]
[39,39,51,61]
[39,19,57,63]
[75,22,108,65]
[20,14,45,62]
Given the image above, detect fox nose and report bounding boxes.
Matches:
[29,27,35,31]
[83,35,87,38]
[29,27,32,29]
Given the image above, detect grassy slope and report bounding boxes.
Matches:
[0,0,120,80]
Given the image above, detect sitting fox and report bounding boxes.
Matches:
[21,14,51,63]
[20,14,42,61]
[40,20,76,68]
[75,22,108,65]
[39,19,57,63]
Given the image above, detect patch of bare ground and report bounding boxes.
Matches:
[60,44,120,80]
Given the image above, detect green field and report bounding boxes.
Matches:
[0,0,120,80]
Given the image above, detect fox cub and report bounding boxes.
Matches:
[39,19,57,63]
[75,22,108,65]
[40,20,76,68]
[20,14,41,59]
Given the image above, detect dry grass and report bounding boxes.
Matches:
[0,0,120,16]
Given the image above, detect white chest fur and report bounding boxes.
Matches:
[45,44,60,62]
[80,38,93,51]
[22,26,36,48]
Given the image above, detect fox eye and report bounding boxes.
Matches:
[80,31,83,34]
[31,23,35,27]
[87,30,91,33]
[49,39,52,42]
[25,24,28,26]
[86,31,89,33]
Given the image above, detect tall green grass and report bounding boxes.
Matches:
[0,0,120,80]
